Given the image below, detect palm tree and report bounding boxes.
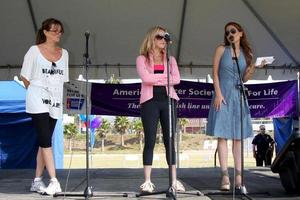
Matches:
[105,74,126,147]
[114,116,130,147]
[95,118,111,152]
[64,123,79,151]
[178,118,189,142]
[132,118,144,150]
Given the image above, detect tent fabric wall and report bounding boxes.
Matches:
[0,81,63,169]
[0,81,26,113]
[273,118,293,154]
[0,113,38,168]
[52,119,64,169]
[0,81,37,168]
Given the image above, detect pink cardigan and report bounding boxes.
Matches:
[136,54,180,104]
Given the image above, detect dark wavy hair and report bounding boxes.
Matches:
[36,18,64,45]
[223,22,253,67]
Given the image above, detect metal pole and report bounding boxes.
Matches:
[176,0,188,63]
[26,0,37,32]
[242,0,299,66]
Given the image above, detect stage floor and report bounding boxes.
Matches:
[0,167,299,200]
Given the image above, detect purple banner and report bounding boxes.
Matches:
[91,80,298,118]
[246,81,298,118]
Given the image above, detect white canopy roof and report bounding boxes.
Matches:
[0,0,299,80]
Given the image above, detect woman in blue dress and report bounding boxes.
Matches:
[206,22,264,191]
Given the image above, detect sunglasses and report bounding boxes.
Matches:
[50,62,56,75]
[48,29,63,34]
[155,34,165,40]
[260,128,265,130]
[225,29,237,36]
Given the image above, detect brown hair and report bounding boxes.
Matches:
[223,22,253,67]
[139,26,167,61]
[36,18,64,45]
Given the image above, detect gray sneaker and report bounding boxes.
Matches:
[140,181,155,193]
[30,179,46,193]
[172,180,186,192]
[42,179,62,195]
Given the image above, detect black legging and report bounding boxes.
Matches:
[141,99,177,165]
[30,113,57,148]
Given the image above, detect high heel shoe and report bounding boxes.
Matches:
[234,185,247,194]
[220,170,230,191]
[234,169,242,188]
[234,169,248,194]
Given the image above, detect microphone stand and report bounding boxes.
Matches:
[230,42,269,199]
[166,39,177,199]
[136,35,202,199]
[77,31,93,198]
[83,31,93,198]
[54,32,128,199]
[231,42,248,196]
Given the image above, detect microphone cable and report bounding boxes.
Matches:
[62,53,92,199]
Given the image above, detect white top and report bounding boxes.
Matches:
[21,45,69,119]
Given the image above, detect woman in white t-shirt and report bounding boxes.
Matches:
[20,18,69,195]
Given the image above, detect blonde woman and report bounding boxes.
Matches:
[136,26,185,193]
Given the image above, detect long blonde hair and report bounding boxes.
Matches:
[139,26,167,60]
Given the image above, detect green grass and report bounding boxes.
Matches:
[63,134,258,168]
[63,151,257,168]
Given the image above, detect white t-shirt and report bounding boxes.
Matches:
[20,45,69,119]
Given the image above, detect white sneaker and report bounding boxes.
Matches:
[172,180,186,192]
[30,178,46,193]
[42,179,62,195]
[140,181,155,193]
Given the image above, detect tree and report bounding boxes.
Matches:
[105,74,128,147]
[114,116,130,147]
[105,74,121,84]
[95,118,111,152]
[132,118,144,151]
[64,123,79,151]
[178,118,189,142]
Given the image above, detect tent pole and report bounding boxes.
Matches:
[176,0,187,63]
[26,0,37,32]
[242,0,299,66]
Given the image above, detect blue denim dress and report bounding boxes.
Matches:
[206,46,253,139]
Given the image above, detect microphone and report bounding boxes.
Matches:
[84,31,90,59]
[229,36,235,49]
[164,32,172,42]
[85,30,90,39]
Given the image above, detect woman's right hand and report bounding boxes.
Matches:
[213,94,226,111]
[20,76,30,89]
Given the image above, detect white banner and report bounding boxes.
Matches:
[63,80,92,115]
